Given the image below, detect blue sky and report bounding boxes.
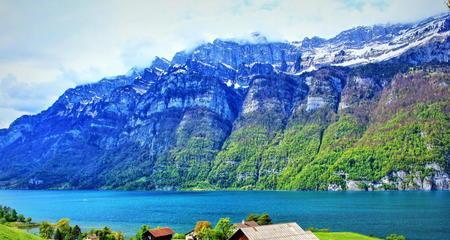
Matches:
[0,0,447,128]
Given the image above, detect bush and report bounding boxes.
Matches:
[173,233,185,239]
[386,234,406,240]
[245,213,272,225]
[306,227,330,232]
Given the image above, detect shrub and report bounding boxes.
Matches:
[386,234,406,240]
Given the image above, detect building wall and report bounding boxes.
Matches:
[229,230,249,240]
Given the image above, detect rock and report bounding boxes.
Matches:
[327,184,342,191]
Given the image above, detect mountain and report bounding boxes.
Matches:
[0,13,449,190]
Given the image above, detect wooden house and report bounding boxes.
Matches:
[228,222,319,240]
[143,227,175,240]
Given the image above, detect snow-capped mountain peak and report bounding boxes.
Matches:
[298,13,450,70]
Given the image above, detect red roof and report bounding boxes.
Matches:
[148,227,175,237]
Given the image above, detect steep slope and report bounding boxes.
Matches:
[328,66,449,190]
[0,13,448,190]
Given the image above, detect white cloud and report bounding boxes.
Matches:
[0,107,29,129]
[0,0,447,128]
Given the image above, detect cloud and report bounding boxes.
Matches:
[0,72,70,112]
[0,0,447,128]
[0,107,29,129]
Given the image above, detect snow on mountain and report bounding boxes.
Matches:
[298,13,450,70]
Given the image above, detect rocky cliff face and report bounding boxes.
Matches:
[0,13,449,190]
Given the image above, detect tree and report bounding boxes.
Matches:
[135,224,150,240]
[25,217,32,223]
[56,218,72,237]
[39,221,55,239]
[245,213,272,225]
[256,213,272,225]
[100,226,113,240]
[194,221,213,240]
[17,214,25,222]
[5,209,18,222]
[112,232,125,240]
[245,214,258,222]
[54,228,64,240]
[197,226,216,240]
[194,221,212,235]
[69,225,82,240]
[213,218,235,240]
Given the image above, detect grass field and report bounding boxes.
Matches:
[0,224,42,240]
[315,232,382,240]
[4,221,40,229]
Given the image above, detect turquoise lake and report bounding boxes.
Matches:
[0,190,449,240]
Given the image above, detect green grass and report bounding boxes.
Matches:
[0,224,43,240]
[4,222,40,229]
[315,232,381,240]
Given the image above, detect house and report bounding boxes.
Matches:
[185,221,259,240]
[234,220,259,229]
[143,227,175,240]
[228,222,319,240]
[185,230,195,240]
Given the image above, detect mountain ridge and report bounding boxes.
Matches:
[0,13,449,190]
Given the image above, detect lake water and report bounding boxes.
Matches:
[0,190,448,240]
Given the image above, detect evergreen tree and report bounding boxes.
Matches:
[135,224,150,240]
[54,228,64,240]
[69,225,82,240]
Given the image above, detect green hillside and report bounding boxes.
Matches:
[208,66,450,190]
[0,224,42,240]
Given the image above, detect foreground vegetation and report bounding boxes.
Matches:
[130,213,405,240]
[0,206,407,240]
[0,205,35,227]
[0,224,42,240]
[39,218,124,240]
[315,232,381,240]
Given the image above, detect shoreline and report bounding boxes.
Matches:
[0,188,449,192]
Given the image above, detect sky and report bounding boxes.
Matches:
[0,0,447,128]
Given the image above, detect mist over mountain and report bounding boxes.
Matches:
[0,13,449,191]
